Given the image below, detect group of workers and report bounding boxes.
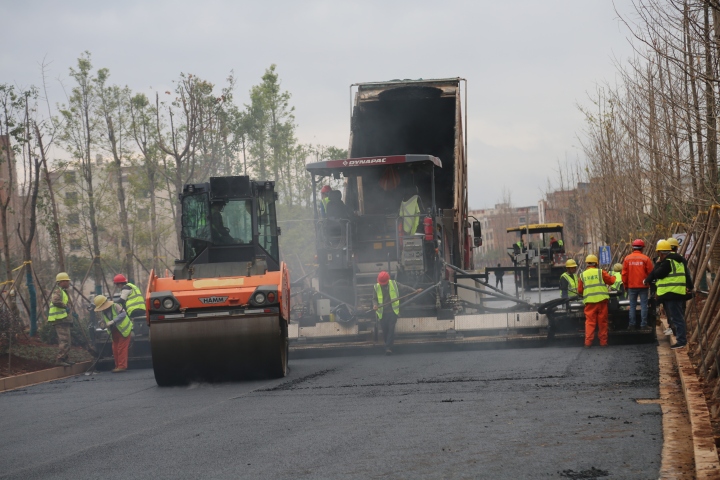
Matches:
[560,237,691,349]
[48,272,146,372]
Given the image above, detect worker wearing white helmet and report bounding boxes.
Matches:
[48,272,74,366]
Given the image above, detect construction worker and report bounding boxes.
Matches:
[664,237,688,336]
[622,239,653,331]
[513,237,525,254]
[549,236,563,251]
[113,274,145,322]
[611,263,624,296]
[577,254,616,348]
[48,272,74,366]
[319,185,332,217]
[399,193,421,234]
[645,240,693,349]
[559,259,578,299]
[373,271,421,355]
[93,294,133,372]
[495,263,504,289]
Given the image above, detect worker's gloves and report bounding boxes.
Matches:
[105,320,115,328]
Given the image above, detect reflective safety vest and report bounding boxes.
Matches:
[124,282,145,316]
[515,241,523,249]
[103,304,133,338]
[321,196,330,214]
[375,281,400,319]
[557,239,564,247]
[656,259,686,296]
[560,272,578,293]
[611,271,623,290]
[581,268,609,304]
[399,195,420,234]
[48,289,69,323]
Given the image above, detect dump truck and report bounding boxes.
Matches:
[507,223,567,290]
[146,176,289,386]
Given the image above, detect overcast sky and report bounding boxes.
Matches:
[1,0,637,209]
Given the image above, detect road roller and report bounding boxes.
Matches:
[146,176,290,386]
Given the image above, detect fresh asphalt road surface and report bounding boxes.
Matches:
[0,341,661,479]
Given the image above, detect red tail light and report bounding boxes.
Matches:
[267,292,276,303]
[153,299,161,309]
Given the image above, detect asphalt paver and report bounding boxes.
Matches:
[0,343,660,479]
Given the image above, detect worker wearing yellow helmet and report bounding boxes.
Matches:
[645,239,693,349]
[577,254,616,348]
[559,259,578,299]
[48,272,74,366]
[610,263,624,296]
[94,294,133,372]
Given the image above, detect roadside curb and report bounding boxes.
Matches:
[664,318,720,478]
[0,361,92,393]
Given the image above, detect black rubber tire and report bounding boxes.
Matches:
[268,322,289,378]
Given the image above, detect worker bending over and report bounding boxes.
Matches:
[48,272,75,366]
[645,240,693,349]
[559,259,578,299]
[373,271,421,355]
[93,294,133,372]
[578,254,616,348]
[622,239,653,331]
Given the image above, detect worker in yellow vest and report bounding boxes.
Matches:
[373,271,421,355]
[610,263,624,298]
[559,259,578,299]
[577,254,616,348]
[94,295,133,372]
[48,272,74,366]
[113,274,145,321]
[645,240,693,349]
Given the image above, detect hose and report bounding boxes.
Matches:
[84,333,111,375]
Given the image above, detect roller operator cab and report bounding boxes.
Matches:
[507,223,567,290]
[147,176,290,386]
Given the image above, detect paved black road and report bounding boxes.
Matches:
[1,343,660,479]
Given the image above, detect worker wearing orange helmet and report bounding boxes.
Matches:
[113,274,145,322]
[621,239,653,330]
[577,254,616,348]
[372,271,421,355]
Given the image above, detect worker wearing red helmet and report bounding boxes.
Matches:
[621,239,653,330]
[113,274,146,321]
[373,271,421,355]
[319,185,332,217]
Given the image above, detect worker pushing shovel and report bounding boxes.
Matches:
[372,271,422,355]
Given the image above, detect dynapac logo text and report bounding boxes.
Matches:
[346,157,386,166]
[199,296,228,304]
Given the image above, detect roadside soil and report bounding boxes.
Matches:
[0,335,92,378]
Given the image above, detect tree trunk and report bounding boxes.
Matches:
[35,123,65,271]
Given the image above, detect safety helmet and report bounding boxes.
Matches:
[656,239,672,252]
[667,237,680,248]
[113,274,128,284]
[585,254,599,264]
[377,271,390,286]
[56,272,70,282]
[565,259,577,268]
[93,294,113,312]
[320,185,332,194]
[632,239,645,248]
[613,263,623,272]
